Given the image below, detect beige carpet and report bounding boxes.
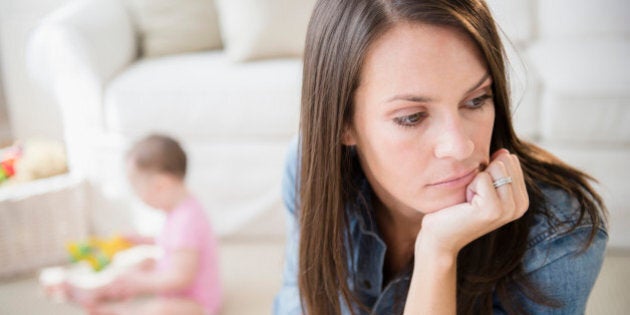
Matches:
[0,241,628,315]
[0,240,285,315]
[586,249,630,315]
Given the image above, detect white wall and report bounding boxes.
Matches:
[0,0,72,141]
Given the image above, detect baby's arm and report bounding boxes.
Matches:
[105,249,199,298]
[123,233,155,245]
[139,248,199,293]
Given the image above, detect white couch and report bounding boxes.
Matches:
[28,0,630,248]
[488,0,630,249]
[27,0,310,236]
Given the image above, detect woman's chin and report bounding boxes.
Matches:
[413,190,468,214]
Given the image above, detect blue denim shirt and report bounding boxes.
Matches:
[273,138,608,314]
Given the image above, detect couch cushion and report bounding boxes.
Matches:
[528,40,630,144]
[126,0,223,57]
[104,51,302,140]
[214,0,316,62]
[538,0,630,39]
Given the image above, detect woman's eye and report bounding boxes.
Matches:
[465,94,492,109]
[394,112,426,127]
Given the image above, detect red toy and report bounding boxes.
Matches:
[0,143,21,183]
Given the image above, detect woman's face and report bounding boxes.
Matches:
[345,23,495,216]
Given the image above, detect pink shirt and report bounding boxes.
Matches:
[156,196,222,314]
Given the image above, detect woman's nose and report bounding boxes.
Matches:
[433,116,475,160]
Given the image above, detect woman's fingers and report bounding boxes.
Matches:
[510,154,529,215]
[485,159,516,213]
[499,152,528,218]
[467,171,502,222]
[472,149,528,224]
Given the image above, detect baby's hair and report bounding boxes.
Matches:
[127,134,187,179]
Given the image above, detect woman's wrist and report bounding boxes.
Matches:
[414,233,459,268]
[405,233,458,315]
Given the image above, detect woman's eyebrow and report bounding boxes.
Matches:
[466,73,491,94]
[385,94,433,104]
[384,73,491,105]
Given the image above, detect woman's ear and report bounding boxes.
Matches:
[341,126,357,146]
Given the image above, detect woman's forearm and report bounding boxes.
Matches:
[404,242,458,315]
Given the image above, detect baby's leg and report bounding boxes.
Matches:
[90,297,206,315]
[138,298,206,315]
[63,281,109,307]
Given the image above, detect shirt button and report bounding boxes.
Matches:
[363,279,372,289]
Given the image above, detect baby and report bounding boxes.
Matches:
[81,134,222,315]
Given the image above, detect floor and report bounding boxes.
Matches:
[583,249,630,315]
[0,241,628,315]
[0,240,285,315]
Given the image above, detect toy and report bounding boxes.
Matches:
[15,139,68,182]
[0,139,68,185]
[66,235,133,272]
[0,143,22,183]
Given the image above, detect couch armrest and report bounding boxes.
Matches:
[29,0,137,89]
[27,0,136,173]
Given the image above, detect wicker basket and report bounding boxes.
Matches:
[0,174,88,279]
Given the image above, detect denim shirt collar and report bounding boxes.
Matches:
[346,178,412,314]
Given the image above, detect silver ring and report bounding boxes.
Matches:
[492,176,513,188]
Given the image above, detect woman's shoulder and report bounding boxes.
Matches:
[281,136,301,216]
[523,183,608,273]
[528,183,605,243]
[528,184,581,240]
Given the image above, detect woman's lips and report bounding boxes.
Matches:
[428,168,478,188]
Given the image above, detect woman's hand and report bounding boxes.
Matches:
[416,149,529,257]
[403,149,528,314]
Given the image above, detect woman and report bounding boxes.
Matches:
[274,0,607,314]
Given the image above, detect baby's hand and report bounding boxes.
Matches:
[135,257,156,272]
[101,273,138,301]
[122,233,154,245]
[64,282,106,308]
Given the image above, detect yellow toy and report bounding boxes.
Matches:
[66,235,132,271]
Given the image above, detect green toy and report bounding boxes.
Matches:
[66,235,132,271]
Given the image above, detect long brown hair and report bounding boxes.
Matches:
[298,0,606,314]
